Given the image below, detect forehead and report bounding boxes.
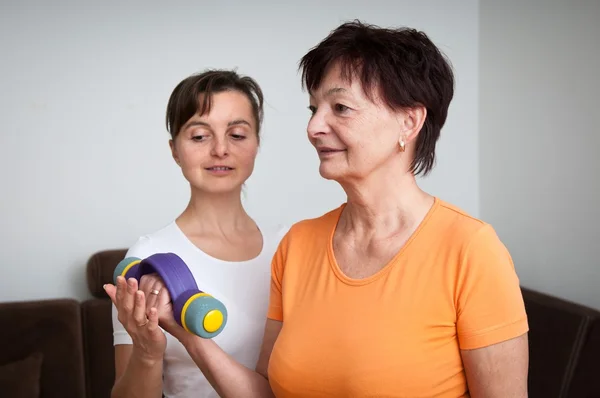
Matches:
[310,76,360,99]
[195,91,254,118]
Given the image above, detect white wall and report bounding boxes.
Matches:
[480,0,600,309]
[0,0,480,302]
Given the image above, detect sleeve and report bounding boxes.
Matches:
[266,231,289,322]
[455,224,529,350]
[112,236,156,346]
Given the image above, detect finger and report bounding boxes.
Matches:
[122,278,138,314]
[103,284,117,304]
[133,290,148,326]
[146,280,163,311]
[115,276,126,303]
[158,284,171,308]
[146,307,161,333]
[138,274,154,294]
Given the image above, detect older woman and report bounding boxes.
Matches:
[107,20,529,398]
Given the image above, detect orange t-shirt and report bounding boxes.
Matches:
[266,198,528,397]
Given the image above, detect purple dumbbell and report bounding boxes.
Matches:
[113,253,227,339]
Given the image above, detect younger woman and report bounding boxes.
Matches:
[108,69,287,398]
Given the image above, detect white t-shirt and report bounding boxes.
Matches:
[112,220,288,398]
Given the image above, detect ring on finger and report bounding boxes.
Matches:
[150,289,160,295]
[138,318,149,327]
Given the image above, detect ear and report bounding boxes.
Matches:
[169,139,181,166]
[401,105,427,143]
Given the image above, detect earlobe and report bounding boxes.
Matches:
[399,136,406,152]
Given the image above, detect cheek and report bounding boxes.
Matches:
[241,147,258,166]
[178,145,205,167]
[232,141,259,166]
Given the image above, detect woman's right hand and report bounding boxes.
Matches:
[105,276,166,364]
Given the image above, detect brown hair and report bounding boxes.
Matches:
[299,20,455,176]
[166,69,264,142]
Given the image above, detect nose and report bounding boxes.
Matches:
[307,108,331,140]
[210,135,229,158]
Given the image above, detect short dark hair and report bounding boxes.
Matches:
[166,69,264,142]
[299,20,455,176]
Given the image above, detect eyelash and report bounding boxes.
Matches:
[192,133,246,141]
[308,103,351,115]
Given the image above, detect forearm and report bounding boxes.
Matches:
[111,347,163,398]
[185,336,274,398]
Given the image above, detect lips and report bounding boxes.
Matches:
[205,166,234,171]
[318,147,346,153]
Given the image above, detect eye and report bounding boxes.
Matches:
[231,134,246,140]
[334,103,350,113]
[308,105,316,115]
[192,135,206,142]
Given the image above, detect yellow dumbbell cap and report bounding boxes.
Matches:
[203,310,224,333]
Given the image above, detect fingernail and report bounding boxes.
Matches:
[103,284,107,290]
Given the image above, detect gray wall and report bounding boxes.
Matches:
[480,0,600,309]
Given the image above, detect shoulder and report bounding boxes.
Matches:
[259,222,290,246]
[434,199,488,236]
[284,204,344,242]
[125,221,181,259]
[270,204,343,263]
[431,199,505,249]
[428,198,512,269]
[432,199,515,282]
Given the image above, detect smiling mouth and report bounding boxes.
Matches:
[205,166,234,171]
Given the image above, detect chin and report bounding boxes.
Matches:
[191,179,244,195]
[318,164,345,181]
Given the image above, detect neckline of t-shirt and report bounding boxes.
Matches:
[170,220,268,266]
[326,196,440,286]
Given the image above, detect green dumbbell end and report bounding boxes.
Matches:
[113,257,142,284]
[183,295,228,339]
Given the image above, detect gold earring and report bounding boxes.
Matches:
[399,137,406,152]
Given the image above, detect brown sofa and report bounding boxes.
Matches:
[0,249,599,398]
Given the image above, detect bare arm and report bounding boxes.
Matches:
[168,318,282,398]
[110,345,163,398]
[461,333,529,398]
[105,277,168,398]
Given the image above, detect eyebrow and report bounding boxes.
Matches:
[184,118,252,130]
[325,87,347,97]
[310,87,348,99]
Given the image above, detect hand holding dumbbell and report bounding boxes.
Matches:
[113,253,228,339]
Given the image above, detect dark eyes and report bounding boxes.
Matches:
[334,104,350,113]
[191,133,246,141]
[308,104,350,115]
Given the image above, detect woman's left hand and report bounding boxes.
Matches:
[135,274,195,346]
[138,273,172,320]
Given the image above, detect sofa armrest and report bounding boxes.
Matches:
[82,298,116,398]
[522,287,600,397]
[0,299,86,398]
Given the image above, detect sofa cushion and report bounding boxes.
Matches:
[87,249,127,298]
[0,351,43,398]
[0,299,86,398]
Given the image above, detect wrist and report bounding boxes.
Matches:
[182,334,211,354]
[131,346,163,368]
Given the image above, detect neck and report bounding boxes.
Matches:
[339,165,434,236]
[177,187,253,235]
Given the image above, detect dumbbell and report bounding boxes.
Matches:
[113,252,227,339]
